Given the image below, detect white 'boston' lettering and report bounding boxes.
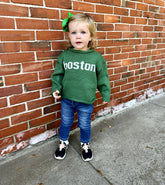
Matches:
[63,61,96,72]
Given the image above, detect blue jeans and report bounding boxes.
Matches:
[60,99,94,143]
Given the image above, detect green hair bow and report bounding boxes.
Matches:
[62,12,74,32]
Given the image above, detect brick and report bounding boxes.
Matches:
[122,46,135,53]
[123,32,135,38]
[0,123,27,139]
[0,98,7,108]
[160,7,165,13]
[15,126,45,142]
[114,53,128,60]
[16,19,48,30]
[11,0,43,5]
[0,17,15,29]
[52,41,68,50]
[0,119,9,130]
[96,5,113,14]
[154,13,165,19]
[143,26,153,31]
[0,64,21,76]
[24,80,51,92]
[129,64,140,71]
[0,4,28,17]
[0,85,22,98]
[0,137,14,149]
[27,97,54,110]
[11,110,42,125]
[30,7,59,19]
[105,15,120,23]
[106,47,120,54]
[73,1,94,12]
[130,10,142,17]
[128,76,140,83]
[36,31,63,41]
[5,73,38,86]
[49,20,62,30]
[97,24,114,31]
[42,88,52,97]
[141,51,152,57]
[122,17,135,24]
[136,45,147,51]
[122,59,134,66]
[114,40,129,46]
[115,66,128,74]
[98,40,113,47]
[0,43,20,53]
[37,51,61,61]
[0,31,35,41]
[22,61,52,72]
[126,1,136,9]
[142,39,152,44]
[0,0,9,2]
[114,7,129,16]
[0,104,25,119]
[45,0,71,9]
[137,3,148,11]
[115,24,129,31]
[129,39,141,46]
[0,77,3,87]
[114,79,127,87]
[1,52,35,64]
[144,0,155,4]
[10,91,40,105]
[47,119,61,130]
[121,83,133,91]
[107,61,121,68]
[136,18,147,24]
[156,0,164,6]
[44,103,61,114]
[143,11,155,18]
[30,113,55,127]
[129,52,140,58]
[148,19,157,25]
[39,69,53,80]
[135,69,145,75]
[149,5,159,12]
[140,74,150,80]
[130,25,143,31]
[107,32,122,39]
[154,26,163,31]
[21,41,51,52]
[113,91,127,100]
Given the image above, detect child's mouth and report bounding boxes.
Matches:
[76,42,82,45]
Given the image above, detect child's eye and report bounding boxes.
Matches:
[81,31,86,34]
[71,31,76,34]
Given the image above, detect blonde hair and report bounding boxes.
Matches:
[68,13,97,49]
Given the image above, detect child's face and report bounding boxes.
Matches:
[69,21,92,51]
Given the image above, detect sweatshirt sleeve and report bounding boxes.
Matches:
[51,53,64,95]
[96,56,111,102]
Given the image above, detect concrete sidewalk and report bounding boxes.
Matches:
[0,93,165,185]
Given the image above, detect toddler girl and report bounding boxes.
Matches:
[51,13,110,161]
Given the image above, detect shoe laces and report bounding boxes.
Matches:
[59,141,66,151]
[82,143,89,153]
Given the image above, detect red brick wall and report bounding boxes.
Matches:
[0,0,165,156]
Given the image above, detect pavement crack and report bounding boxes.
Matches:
[88,162,113,185]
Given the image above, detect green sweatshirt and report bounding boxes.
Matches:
[51,48,111,104]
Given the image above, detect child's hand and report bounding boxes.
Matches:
[103,101,108,104]
[53,90,61,102]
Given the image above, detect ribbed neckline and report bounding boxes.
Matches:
[68,47,94,54]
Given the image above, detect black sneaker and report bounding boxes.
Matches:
[81,143,93,162]
[54,140,69,160]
